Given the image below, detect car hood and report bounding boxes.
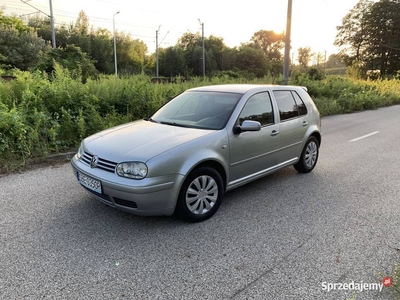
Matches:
[84,120,214,162]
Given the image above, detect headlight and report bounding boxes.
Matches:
[76,143,84,159]
[116,162,148,179]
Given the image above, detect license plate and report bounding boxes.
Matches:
[77,172,102,194]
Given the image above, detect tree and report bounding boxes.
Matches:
[250,30,285,58]
[335,0,400,77]
[26,10,150,76]
[205,35,225,71]
[174,33,228,76]
[0,13,47,70]
[220,47,238,71]
[297,47,313,69]
[74,11,90,35]
[176,32,203,76]
[69,11,91,54]
[235,46,270,78]
[159,46,185,77]
[205,48,218,76]
[325,54,345,69]
[35,44,98,82]
[363,0,400,76]
[0,11,29,33]
[28,15,52,43]
[187,45,204,76]
[314,52,326,67]
[89,28,113,74]
[28,15,70,48]
[335,0,373,60]
[116,32,148,75]
[249,30,285,75]
[177,32,200,51]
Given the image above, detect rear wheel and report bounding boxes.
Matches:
[294,136,319,173]
[176,167,224,222]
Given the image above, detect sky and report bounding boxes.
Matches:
[2,0,361,59]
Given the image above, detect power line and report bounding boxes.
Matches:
[2,1,188,52]
[4,4,161,34]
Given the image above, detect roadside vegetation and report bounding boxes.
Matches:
[1,0,400,172]
[391,264,400,299]
[384,263,400,300]
[1,68,400,173]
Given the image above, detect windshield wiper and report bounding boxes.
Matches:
[144,117,158,123]
[160,121,190,128]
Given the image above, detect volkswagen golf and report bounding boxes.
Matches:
[71,84,322,222]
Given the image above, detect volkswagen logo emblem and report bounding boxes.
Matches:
[90,155,99,168]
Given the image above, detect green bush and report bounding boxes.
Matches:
[0,106,31,168]
[291,75,400,116]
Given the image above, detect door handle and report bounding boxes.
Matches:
[271,130,279,137]
[302,121,308,126]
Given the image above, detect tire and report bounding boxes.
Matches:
[176,167,224,222]
[293,136,319,173]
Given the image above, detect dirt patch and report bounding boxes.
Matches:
[0,152,75,177]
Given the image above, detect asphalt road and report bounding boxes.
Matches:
[1,105,400,300]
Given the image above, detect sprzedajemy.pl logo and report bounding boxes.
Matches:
[322,277,393,293]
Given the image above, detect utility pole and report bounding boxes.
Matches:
[49,0,56,48]
[156,26,160,78]
[113,11,120,78]
[21,0,56,48]
[198,19,205,79]
[283,0,292,85]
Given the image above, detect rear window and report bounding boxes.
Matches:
[273,90,308,121]
[292,91,307,116]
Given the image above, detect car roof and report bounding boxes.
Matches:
[187,84,307,94]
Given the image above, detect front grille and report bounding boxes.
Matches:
[114,198,138,208]
[81,151,118,173]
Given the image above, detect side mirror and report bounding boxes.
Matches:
[234,120,261,134]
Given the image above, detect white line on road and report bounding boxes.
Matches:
[349,131,380,142]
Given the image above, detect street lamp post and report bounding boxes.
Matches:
[113,11,120,78]
[198,19,205,79]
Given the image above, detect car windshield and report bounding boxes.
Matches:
[151,91,243,130]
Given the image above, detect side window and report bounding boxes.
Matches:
[273,90,299,121]
[292,91,307,116]
[239,92,274,126]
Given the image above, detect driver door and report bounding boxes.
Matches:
[229,91,280,183]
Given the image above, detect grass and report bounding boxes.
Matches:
[383,263,400,300]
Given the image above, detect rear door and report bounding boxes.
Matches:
[273,90,309,164]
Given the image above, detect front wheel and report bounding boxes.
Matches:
[294,136,319,173]
[175,167,224,222]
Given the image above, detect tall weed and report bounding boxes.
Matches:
[292,75,400,115]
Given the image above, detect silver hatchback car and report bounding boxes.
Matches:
[71,84,321,222]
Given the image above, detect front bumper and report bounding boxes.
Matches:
[70,155,184,216]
